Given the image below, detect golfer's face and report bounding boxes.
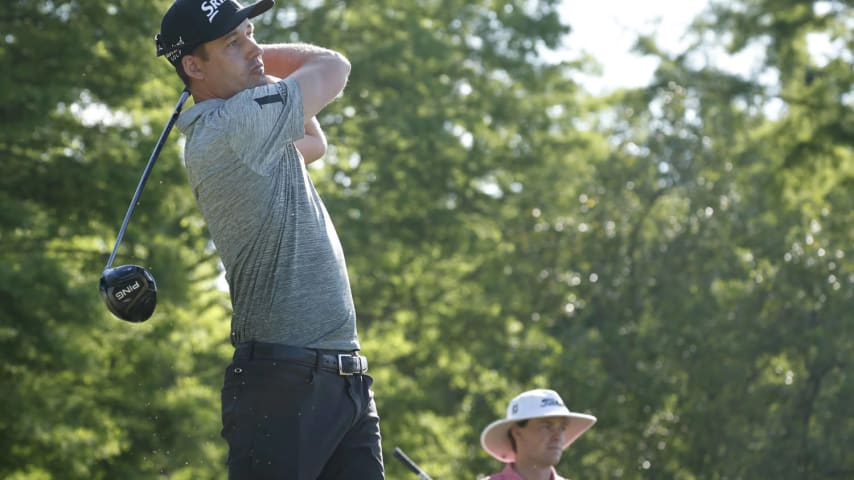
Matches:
[514,417,570,467]
[201,19,265,97]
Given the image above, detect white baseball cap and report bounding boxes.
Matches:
[480,389,597,463]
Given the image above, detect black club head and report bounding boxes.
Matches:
[99,265,158,323]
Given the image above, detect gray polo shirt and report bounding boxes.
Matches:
[176,78,359,351]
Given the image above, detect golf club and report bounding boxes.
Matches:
[393,447,433,480]
[99,89,190,323]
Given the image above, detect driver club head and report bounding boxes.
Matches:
[99,264,158,323]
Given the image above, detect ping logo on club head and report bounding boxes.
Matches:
[201,0,228,23]
[114,281,141,301]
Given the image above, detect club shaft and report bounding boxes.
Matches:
[105,89,190,269]
[393,447,432,480]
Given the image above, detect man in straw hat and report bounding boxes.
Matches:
[480,389,596,480]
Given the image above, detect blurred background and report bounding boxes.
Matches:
[1,0,852,478]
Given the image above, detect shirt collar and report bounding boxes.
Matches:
[498,463,564,480]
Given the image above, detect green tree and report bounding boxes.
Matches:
[1,1,230,478]
[574,0,853,477]
[282,1,602,478]
[2,0,850,478]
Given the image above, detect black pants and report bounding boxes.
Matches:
[221,343,384,479]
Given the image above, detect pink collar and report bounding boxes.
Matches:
[488,463,565,480]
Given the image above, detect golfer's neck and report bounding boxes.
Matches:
[512,462,554,480]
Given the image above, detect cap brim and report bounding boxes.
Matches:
[481,413,597,463]
[196,0,274,50]
[243,0,274,19]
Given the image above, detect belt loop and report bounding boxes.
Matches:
[314,350,321,372]
[307,350,319,384]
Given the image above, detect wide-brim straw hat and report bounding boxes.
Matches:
[481,389,596,463]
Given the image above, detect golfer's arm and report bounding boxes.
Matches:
[262,43,321,78]
[295,116,326,164]
[261,43,350,119]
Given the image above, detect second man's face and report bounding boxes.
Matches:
[513,417,571,467]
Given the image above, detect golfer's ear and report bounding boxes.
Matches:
[182,55,205,80]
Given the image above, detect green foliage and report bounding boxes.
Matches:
[1,1,229,478]
[1,0,851,479]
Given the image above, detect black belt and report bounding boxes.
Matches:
[233,342,368,376]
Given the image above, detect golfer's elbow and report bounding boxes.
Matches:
[330,50,351,91]
[334,50,351,73]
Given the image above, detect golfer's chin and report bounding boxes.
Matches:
[543,449,563,465]
[250,71,278,86]
[261,73,280,85]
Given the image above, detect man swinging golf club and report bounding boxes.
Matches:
[481,389,596,480]
[154,0,384,478]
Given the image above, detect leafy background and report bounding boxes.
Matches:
[1,0,851,478]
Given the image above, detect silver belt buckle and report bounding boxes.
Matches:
[337,353,367,375]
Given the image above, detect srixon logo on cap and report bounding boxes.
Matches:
[201,0,228,23]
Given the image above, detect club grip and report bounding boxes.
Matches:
[393,447,433,480]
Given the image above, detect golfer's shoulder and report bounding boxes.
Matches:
[233,78,302,111]
[185,92,258,134]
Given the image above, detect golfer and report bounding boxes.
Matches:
[155,0,383,478]
[480,389,596,480]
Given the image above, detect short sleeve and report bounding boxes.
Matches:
[220,77,305,172]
